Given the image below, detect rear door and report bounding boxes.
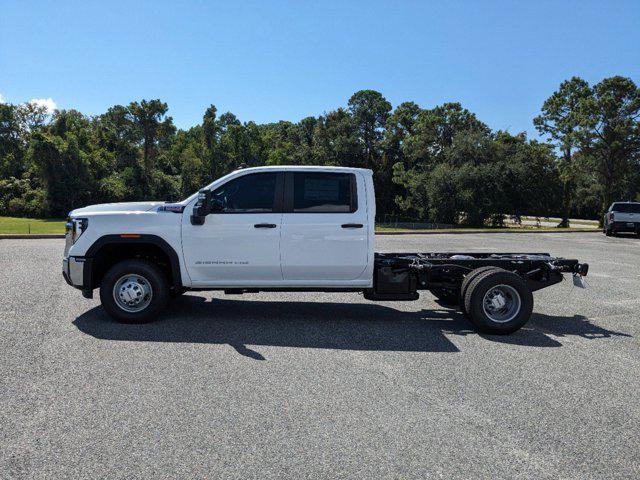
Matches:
[280,171,368,282]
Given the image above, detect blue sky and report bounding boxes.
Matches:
[2,0,639,138]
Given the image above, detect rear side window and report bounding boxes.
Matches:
[213,173,277,213]
[292,173,356,213]
[612,203,640,213]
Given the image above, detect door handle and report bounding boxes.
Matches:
[341,223,363,229]
[254,223,277,228]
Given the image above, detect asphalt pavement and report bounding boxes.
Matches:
[1,233,638,479]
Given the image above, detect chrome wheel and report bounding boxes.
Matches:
[482,284,521,323]
[112,274,153,313]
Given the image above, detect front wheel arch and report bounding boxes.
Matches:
[86,235,183,291]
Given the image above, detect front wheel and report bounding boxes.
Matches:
[100,260,169,323]
[464,269,533,334]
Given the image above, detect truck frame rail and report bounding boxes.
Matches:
[366,252,588,301]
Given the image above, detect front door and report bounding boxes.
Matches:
[182,172,284,286]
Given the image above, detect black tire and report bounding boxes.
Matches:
[430,288,460,305]
[605,228,613,236]
[170,287,187,297]
[100,259,169,324]
[464,269,533,334]
[459,266,501,315]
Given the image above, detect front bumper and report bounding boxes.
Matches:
[62,256,86,288]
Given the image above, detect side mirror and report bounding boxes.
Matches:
[190,189,212,225]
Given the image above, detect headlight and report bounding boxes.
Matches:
[66,217,89,244]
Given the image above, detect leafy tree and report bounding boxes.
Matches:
[0,104,25,178]
[28,131,89,216]
[295,116,317,165]
[0,83,636,224]
[0,175,47,217]
[0,102,49,178]
[202,104,224,179]
[578,76,640,218]
[492,132,561,221]
[403,103,489,169]
[202,105,218,151]
[127,100,175,189]
[218,112,241,131]
[384,102,421,168]
[313,108,360,167]
[261,121,295,166]
[347,90,391,169]
[381,102,422,216]
[96,105,140,170]
[393,103,492,222]
[534,77,591,227]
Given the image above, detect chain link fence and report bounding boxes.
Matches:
[376,215,454,230]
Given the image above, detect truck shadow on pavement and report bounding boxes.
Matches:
[72,295,631,360]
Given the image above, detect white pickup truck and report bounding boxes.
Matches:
[63,166,588,334]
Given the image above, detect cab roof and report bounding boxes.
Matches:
[233,165,373,175]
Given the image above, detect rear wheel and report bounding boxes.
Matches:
[464,269,533,334]
[459,266,501,315]
[100,259,169,324]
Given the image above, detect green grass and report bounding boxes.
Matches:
[375,225,598,234]
[0,216,66,234]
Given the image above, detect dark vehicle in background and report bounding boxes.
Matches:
[604,202,640,236]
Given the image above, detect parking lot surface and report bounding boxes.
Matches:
[1,233,639,479]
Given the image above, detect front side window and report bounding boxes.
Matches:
[212,173,277,213]
[293,173,355,213]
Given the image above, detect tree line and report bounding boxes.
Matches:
[1,76,639,226]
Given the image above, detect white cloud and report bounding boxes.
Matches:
[29,97,57,113]
[0,93,5,103]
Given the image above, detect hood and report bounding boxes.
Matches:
[70,201,166,216]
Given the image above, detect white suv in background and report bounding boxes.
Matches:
[604,202,640,236]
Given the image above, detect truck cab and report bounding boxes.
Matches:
[182,167,374,288]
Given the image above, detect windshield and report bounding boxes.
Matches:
[612,203,640,213]
[180,170,239,204]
